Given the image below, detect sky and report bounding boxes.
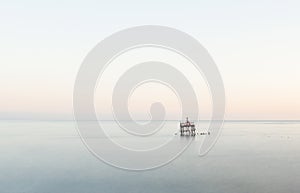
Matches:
[0,0,299,120]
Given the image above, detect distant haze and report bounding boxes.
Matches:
[0,0,299,120]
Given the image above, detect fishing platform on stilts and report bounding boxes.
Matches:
[180,117,196,136]
[179,117,210,136]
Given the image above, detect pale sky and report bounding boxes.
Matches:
[0,0,299,120]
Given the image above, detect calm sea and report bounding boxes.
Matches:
[0,120,299,193]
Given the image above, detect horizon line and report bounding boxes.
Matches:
[0,119,300,122]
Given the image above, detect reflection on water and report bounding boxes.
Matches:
[0,121,299,193]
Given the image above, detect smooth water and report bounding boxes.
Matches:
[0,121,299,193]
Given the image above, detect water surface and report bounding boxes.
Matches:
[0,121,299,193]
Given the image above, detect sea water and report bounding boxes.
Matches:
[0,120,299,193]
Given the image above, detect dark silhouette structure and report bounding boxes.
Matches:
[180,117,196,136]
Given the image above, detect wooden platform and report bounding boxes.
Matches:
[180,120,196,136]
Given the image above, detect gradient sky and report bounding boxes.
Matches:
[0,0,299,120]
